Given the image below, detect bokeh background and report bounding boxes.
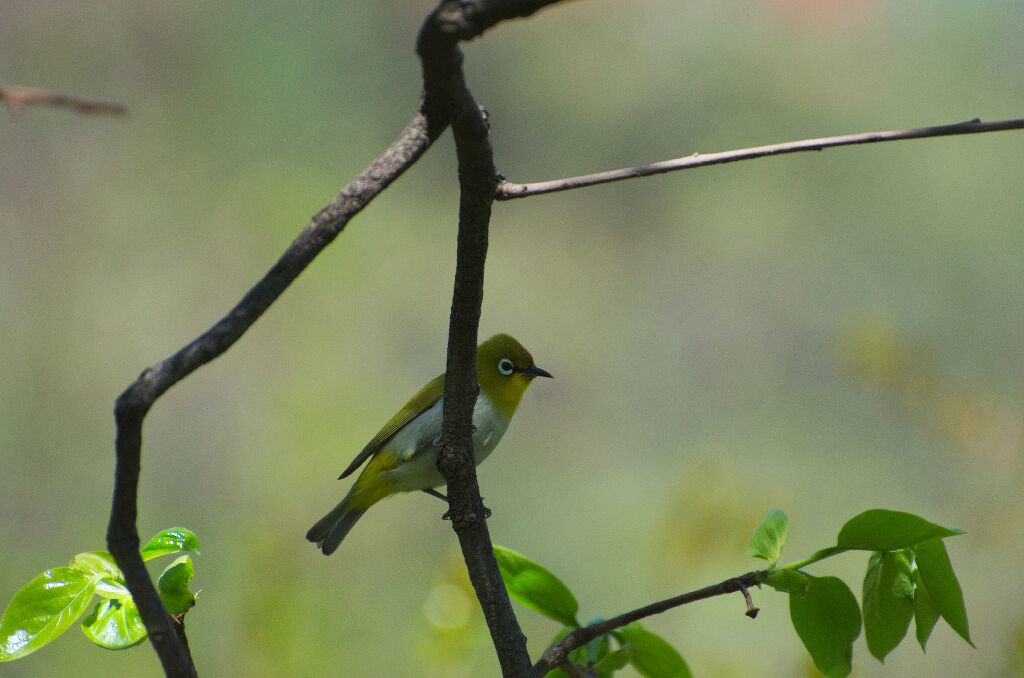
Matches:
[2,1,1023,676]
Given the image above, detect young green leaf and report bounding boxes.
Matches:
[836,510,961,551]
[789,575,861,678]
[139,527,200,561]
[862,550,914,662]
[69,551,128,599]
[80,598,147,650]
[912,567,940,651]
[157,556,196,614]
[764,569,810,595]
[69,551,121,580]
[617,622,692,678]
[912,538,972,647]
[0,568,97,661]
[747,509,789,565]
[493,546,579,627]
[593,644,632,674]
[93,578,130,600]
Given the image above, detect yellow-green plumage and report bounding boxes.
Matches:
[306,334,551,555]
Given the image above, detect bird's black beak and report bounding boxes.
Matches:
[522,365,553,379]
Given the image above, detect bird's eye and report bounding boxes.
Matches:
[498,358,515,376]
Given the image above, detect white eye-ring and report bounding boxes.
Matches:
[498,358,515,376]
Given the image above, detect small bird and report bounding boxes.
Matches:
[307,333,552,555]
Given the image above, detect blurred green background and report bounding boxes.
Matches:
[2,1,1023,676]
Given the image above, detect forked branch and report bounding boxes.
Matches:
[106,0,569,675]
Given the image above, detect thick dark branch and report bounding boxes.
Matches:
[428,0,568,45]
[532,571,767,676]
[1,84,127,117]
[418,1,574,676]
[496,117,1024,199]
[107,113,437,677]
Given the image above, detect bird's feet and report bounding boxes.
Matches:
[422,488,491,520]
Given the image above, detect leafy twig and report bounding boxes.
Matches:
[532,571,765,676]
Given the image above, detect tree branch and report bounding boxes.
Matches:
[496,117,1024,200]
[532,571,768,676]
[416,1,576,675]
[107,112,438,677]
[1,84,127,118]
[428,0,569,44]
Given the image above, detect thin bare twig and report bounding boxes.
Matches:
[1,84,127,118]
[734,578,760,619]
[496,117,1024,200]
[532,571,767,677]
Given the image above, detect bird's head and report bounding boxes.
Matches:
[476,333,552,416]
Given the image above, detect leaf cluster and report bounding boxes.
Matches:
[0,528,200,662]
[495,508,971,677]
[494,545,692,677]
[751,508,971,677]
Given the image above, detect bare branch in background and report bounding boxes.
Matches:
[1,84,127,118]
[496,117,1024,200]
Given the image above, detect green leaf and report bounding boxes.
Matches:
[747,508,788,564]
[157,556,196,614]
[862,551,914,662]
[789,575,861,678]
[617,623,692,678]
[493,546,579,627]
[80,598,147,650]
[594,644,632,674]
[139,528,200,561]
[764,569,810,595]
[69,551,121,579]
[913,567,940,651]
[69,552,128,599]
[93,578,130,600]
[912,538,972,647]
[0,567,97,661]
[837,510,961,551]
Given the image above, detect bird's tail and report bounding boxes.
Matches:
[307,452,397,555]
[306,497,366,556]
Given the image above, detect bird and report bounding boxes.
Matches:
[306,333,552,555]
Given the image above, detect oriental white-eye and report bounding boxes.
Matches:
[307,333,551,555]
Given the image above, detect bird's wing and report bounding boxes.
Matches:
[338,373,445,479]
